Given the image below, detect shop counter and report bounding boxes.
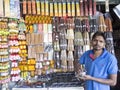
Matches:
[12,87,84,90]
[49,87,84,90]
[12,88,48,90]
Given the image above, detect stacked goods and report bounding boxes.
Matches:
[8,18,21,82]
[27,58,36,77]
[0,18,10,84]
[0,17,26,88]
[18,18,28,80]
[25,15,53,75]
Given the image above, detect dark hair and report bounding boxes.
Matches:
[92,31,106,42]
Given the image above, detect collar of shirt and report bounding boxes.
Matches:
[89,48,107,61]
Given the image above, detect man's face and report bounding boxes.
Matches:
[91,36,105,51]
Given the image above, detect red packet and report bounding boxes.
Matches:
[80,0,84,16]
[28,0,32,14]
[23,0,27,14]
[38,24,43,33]
[32,0,36,15]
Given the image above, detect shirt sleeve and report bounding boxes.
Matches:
[108,55,118,74]
[79,51,87,64]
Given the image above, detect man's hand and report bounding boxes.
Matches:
[78,75,92,81]
[83,75,92,80]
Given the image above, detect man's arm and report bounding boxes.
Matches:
[82,74,117,86]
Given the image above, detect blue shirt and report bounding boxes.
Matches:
[79,48,118,90]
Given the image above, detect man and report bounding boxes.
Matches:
[79,31,118,90]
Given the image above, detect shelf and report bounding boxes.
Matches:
[96,0,120,5]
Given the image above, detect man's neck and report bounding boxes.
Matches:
[93,49,103,58]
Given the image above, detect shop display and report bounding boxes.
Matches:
[19,0,115,88]
[8,18,21,82]
[25,15,53,76]
[0,0,119,90]
[18,18,28,80]
[0,18,10,84]
[0,17,27,89]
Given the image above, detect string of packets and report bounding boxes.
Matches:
[52,17,91,72]
[0,18,10,84]
[98,15,114,54]
[22,0,96,17]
